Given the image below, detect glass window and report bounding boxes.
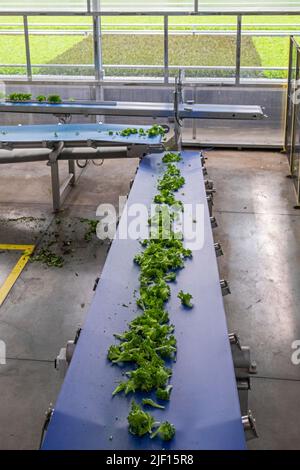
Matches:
[241,15,300,80]
[2,1,300,14]
[28,16,94,78]
[97,1,193,13]
[195,1,300,14]
[0,16,26,77]
[168,15,237,80]
[101,16,164,79]
[0,1,87,12]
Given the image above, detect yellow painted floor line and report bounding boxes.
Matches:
[0,244,35,307]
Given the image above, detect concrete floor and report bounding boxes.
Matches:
[208,150,300,450]
[0,157,138,449]
[0,149,299,449]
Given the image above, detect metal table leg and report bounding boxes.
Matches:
[68,159,76,186]
[50,160,61,213]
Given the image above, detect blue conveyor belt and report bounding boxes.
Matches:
[0,100,264,120]
[0,123,162,145]
[41,151,245,450]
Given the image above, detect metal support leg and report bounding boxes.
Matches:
[173,74,183,151]
[47,142,89,212]
[50,161,61,213]
[174,92,182,151]
[47,141,66,213]
[192,85,197,140]
[68,159,76,186]
[174,120,182,151]
[178,68,185,104]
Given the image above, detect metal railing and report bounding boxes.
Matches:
[2,27,300,36]
[2,22,300,28]
[2,1,300,15]
[0,7,299,83]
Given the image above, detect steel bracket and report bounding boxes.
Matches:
[0,142,13,150]
[200,153,206,167]
[205,179,214,191]
[55,327,82,378]
[210,216,218,229]
[214,242,223,257]
[54,113,72,124]
[229,331,257,418]
[206,194,214,217]
[39,404,54,449]
[220,279,231,296]
[242,410,259,440]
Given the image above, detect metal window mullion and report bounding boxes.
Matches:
[290,47,300,177]
[295,48,300,205]
[93,15,103,81]
[285,36,294,153]
[297,129,300,204]
[164,16,169,84]
[194,0,199,14]
[235,15,242,85]
[23,15,32,80]
[92,0,103,81]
